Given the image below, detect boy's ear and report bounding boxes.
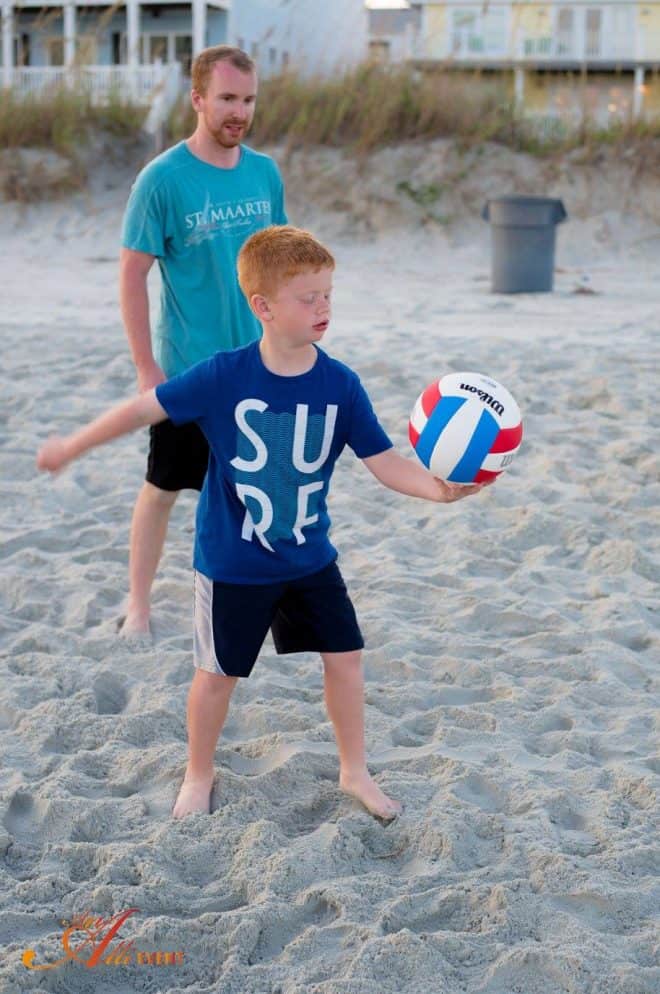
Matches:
[251,294,272,321]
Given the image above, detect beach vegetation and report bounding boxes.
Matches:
[166,61,660,159]
[0,86,148,199]
[2,60,659,201]
[0,86,147,152]
[395,180,450,224]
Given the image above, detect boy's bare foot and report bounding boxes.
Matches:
[172,775,214,818]
[340,770,402,821]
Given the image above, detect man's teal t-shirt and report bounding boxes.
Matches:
[121,141,287,377]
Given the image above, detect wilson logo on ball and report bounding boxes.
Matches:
[409,371,523,484]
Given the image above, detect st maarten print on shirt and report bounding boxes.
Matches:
[184,190,274,245]
[229,400,339,552]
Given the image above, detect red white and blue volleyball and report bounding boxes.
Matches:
[409,372,523,484]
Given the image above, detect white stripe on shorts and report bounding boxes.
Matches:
[193,571,227,676]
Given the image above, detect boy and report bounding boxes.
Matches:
[37,226,488,822]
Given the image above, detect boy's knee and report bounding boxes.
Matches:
[143,482,179,508]
[193,669,238,692]
[322,650,362,670]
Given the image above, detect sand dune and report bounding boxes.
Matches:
[0,150,658,993]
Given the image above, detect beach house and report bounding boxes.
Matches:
[1,0,368,105]
[368,1,660,122]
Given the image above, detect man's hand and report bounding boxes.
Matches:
[136,361,166,394]
[37,437,71,474]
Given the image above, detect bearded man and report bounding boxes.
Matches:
[119,46,287,637]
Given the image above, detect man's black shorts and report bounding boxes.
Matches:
[146,419,209,492]
[193,561,364,678]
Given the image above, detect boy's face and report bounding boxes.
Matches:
[262,268,333,345]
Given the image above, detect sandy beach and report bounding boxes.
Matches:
[0,142,658,993]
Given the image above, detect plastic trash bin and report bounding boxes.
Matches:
[482,196,567,293]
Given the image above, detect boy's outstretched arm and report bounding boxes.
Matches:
[37,390,167,474]
[363,448,489,504]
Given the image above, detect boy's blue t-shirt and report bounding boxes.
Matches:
[121,141,287,377]
[155,343,392,584]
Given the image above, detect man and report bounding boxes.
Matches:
[119,45,287,637]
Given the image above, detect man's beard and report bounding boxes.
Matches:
[207,116,247,148]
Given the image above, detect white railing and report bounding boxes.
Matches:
[11,66,69,95]
[520,34,638,63]
[9,62,182,106]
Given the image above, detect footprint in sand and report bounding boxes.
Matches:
[247,893,340,964]
[91,672,128,715]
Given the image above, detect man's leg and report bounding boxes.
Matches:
[173,669,238,818]
[322,650,402,820]
[120,481,179,636]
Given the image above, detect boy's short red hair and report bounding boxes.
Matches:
[238,225,335,302]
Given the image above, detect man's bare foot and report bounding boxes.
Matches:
[117,610,151,640]
[172,775,214,818]
[340,770,402,821]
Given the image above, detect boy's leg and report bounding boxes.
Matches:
[173,668,238,818]
[119,482,179,637]
[321,650,402,820]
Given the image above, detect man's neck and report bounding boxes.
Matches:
[186,132,241,169]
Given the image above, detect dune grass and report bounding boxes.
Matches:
[0,86,148,199]
[2,60,658,187]
[166,61,660,160]
[167,62,519,153]
[0,86,147,154]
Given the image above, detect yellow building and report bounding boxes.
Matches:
[369,1,660,121]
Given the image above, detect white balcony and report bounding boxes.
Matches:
[408,3,645,67]
[8,61,181,103]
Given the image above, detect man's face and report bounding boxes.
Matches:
[192,61,257,148]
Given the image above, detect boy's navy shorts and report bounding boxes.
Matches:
[193,561,364,678]
[146,419,209,492]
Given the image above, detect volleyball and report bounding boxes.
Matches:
[409,372,523,484]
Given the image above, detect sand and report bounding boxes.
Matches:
[0,143,658,994]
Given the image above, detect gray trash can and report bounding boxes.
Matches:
[482,196,567,293]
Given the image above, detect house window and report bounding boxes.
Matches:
[368,40,390,62]
[609,6,634,60]
[46,36,64,66]
[76,35,98,65]
[451,8,507,57]
[147,35,168,63]
[452,11,478,54]
[112,32,121,65]
[557,8,574,56]
[585,8,602,58]
[115,32,192,71]
[175,34,192,74]
[14,33,31,66]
